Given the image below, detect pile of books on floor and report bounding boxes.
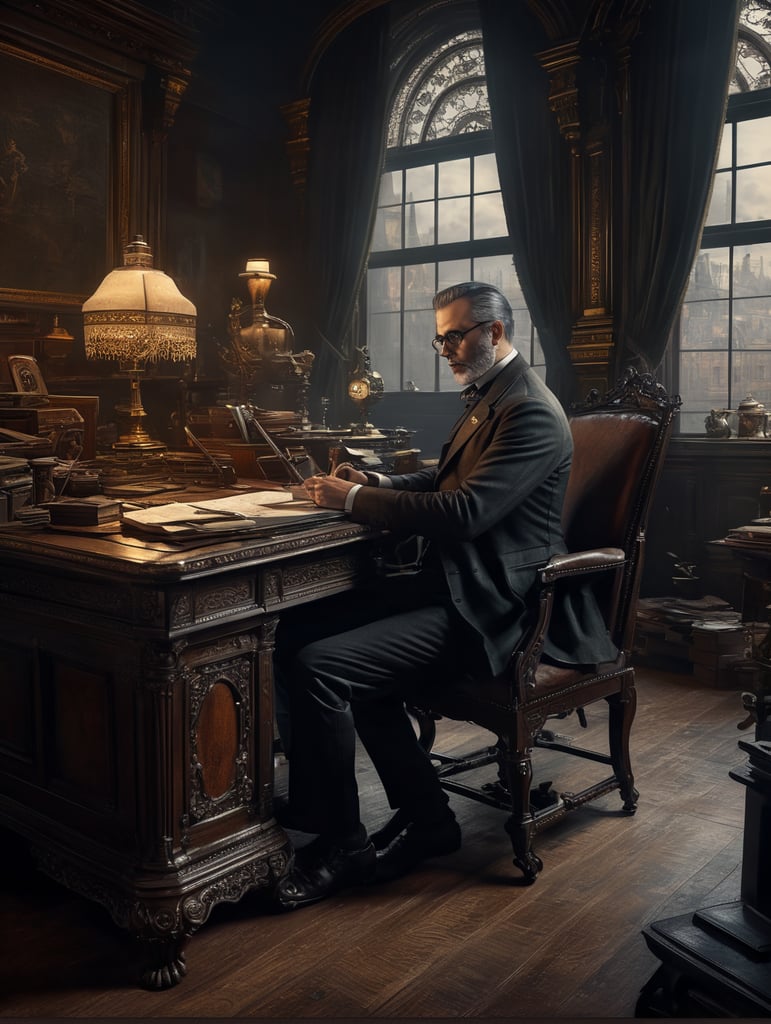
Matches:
[634,594,764,685]
[688,620,755,687]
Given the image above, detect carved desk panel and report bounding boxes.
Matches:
[0,516,379,988]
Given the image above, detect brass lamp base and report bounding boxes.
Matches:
[112,366,167,453]
[113,433,167,454]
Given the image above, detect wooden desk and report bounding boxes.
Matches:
[0,514,380,988]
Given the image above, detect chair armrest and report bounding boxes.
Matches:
[540,547,625,584]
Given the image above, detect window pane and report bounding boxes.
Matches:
[473,191,506,239]
[405,164,434,201]
[733,34,771,94]
[734,242,771,297]
[373,206,402,250]
[736,115,771,165]
[680,299,729,350]
[403,310,437,391]
[474,152,500,192]
[733,296,771,351]
[736,165,771,221]
[678,21,771,433]
[404,263,435,310]
[704,171,732,226]
[367,310,401,391]
[473,253,520,303]
[684,249,731,301]
[406,200,435,246]
[732,350,771,407]
[437,196,470,243]
[438,259,470,291]
[679,409,716,434]
[733,163,769,222]
[438,158,470,197]
[367,266,401,313]
[388,31,489,146]
[378,171,402,205]
[680,349,729,410]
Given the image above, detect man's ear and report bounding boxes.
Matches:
[490,320,504,345]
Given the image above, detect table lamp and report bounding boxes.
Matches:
[82,235,196,452]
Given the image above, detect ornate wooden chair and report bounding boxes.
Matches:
[394,369,680,883]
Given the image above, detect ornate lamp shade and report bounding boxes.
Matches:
[83,235,196,362]
[82,235,196,452]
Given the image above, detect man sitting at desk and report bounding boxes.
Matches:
[272,280,616,910]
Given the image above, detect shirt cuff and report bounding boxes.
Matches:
[366,472,392,487]
[344,484,362,512]
[345,472,391,512]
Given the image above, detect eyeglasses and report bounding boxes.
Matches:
[431,321,492,353]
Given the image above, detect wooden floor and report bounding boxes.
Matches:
[0,667,750,1020]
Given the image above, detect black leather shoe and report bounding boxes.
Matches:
[275,837,376,910]
[375,818,461,882]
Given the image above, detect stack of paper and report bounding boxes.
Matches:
[121,491,340,538]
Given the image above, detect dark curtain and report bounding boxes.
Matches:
[303,6,391,424]
[479,0,575,404]
[617,0,741,375]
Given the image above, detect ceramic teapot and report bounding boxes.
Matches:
[736,394,768,439]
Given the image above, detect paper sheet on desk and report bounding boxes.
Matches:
[123,491,291,525]
[120,491,334,536]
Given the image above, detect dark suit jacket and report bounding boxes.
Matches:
[349,354,617,675]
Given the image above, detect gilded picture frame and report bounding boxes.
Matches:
[0,40,130,311]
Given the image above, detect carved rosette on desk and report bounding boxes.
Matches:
[221,259,313,426]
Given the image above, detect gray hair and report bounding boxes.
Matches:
[433,281,514,339]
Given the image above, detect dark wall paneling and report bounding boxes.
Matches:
[643,438,770,608]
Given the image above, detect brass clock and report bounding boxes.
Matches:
[347,377,371,400]
[347,346,384,431]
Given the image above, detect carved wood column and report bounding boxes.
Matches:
[143,67,192,267]
[530,0,647,398]
[538,38,615,398]
[280,97,311,202]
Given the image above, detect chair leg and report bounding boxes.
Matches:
[499,737,543,884]
[607,682,639,813]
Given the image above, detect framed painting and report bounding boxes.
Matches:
[0,41,129,310]
[8,354,48,396]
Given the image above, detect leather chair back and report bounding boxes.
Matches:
[564,395,677,653]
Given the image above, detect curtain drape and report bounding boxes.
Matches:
[303,5,391,424]
[479,0,576,404]
[617,0,741,375]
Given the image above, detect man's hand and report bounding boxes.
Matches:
[333,461,368,484]
[304,473,356,510]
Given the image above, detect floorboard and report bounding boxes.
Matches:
[0,667,752,1019]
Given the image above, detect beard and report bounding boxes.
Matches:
[448,337,496,387]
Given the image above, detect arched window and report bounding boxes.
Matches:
[366,29,543,394]
[675,0,771,432]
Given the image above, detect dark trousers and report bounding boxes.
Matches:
[274,569,465,841]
